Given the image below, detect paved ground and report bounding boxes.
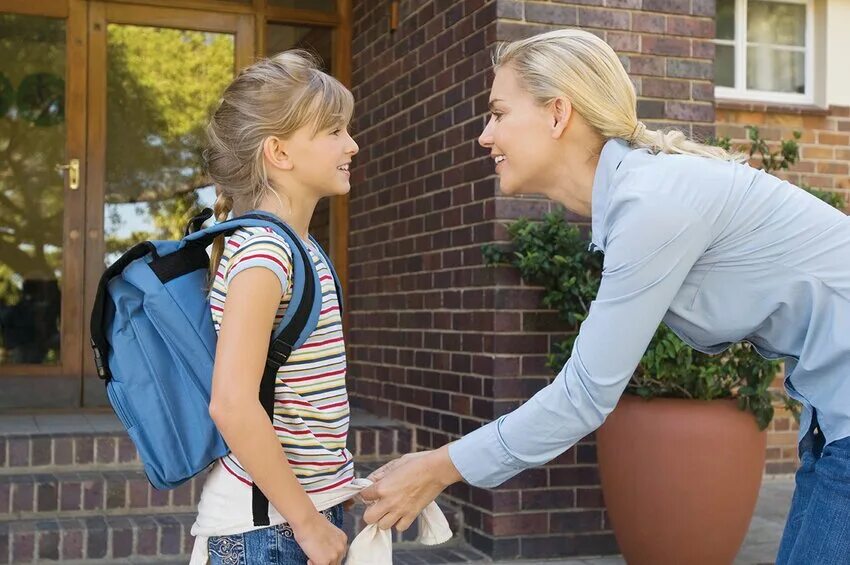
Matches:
[496,476,795,564]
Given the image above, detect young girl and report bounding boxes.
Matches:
[190,50,358,565]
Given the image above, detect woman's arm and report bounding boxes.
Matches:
[210,267,347,564]
[363,198,711,528]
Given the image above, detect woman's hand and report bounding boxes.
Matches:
[360,445,463,532]
[293,511,348,565]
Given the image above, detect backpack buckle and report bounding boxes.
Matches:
[90,338,111,381]
[266,340,293,369]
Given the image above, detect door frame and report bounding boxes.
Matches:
[0,0,87,408]
[0,0,352,408]
[81,2,255,400]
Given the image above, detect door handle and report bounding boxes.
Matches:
[56,159,80,190]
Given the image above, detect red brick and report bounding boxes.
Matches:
[667,15,714,37]
[488,512,549,536]
[632,13,666,33]
[578,7,630,30]
[642,35,692,57]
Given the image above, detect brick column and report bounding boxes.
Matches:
[348,0,716,558]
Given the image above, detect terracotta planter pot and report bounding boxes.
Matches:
[596,395,767,565]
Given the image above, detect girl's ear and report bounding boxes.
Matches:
[263,136,294,171]
[551,97,573,139]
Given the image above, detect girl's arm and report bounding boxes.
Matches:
[209,267,346,564]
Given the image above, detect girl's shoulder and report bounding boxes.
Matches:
[229,226,292,248]
[227,226,294,257]
[221,226,295,293]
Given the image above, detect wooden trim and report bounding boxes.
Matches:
[330,0,351,331]
[716,99,830,116]
[102,0,254,15]
[0,0,84,385]
[0,0,67,17]
[235,13,256,70]
[105,3,241,32]
[82,2,108,381]
[266,6,338,27]
[253,0,265,56]
[65,0,87,387]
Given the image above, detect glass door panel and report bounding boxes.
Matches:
[103,23,234,265]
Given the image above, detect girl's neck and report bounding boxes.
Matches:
[254,191,317,242]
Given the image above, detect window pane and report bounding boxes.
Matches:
[266,24,333,71]
[104,25,235,266]
[0,14,65,366]
[747,0,806,46]
[716,44,735,87]
[747,46,805,93]
[269,0,336,12]
[717,0,735,40]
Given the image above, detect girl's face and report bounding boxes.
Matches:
[278,122,359,199]
[478,65,561,196]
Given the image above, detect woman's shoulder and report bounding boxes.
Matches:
[615,149,753,206]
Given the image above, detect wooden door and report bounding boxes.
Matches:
[0,0,88,408]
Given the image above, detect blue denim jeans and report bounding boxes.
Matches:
[208,504,345,565]
[776,413,850,565]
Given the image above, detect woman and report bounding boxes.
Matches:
[360,29,850,564]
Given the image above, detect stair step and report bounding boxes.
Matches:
[0,513,195,564]
[0,469,201,521]
[0,514,485,565]
[390,542,490,564]
[0,468,463,543]
[0,409,412,473]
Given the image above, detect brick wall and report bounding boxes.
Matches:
[716,103,850,203]
[716,103,850,474]
[348,0,716,558]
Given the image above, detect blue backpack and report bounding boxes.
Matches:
[89,209,341,526]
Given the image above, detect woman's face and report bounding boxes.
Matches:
[478,65,559,196]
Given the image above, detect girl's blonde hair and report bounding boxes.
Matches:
[203,50,354,280]
[493,29,742,161]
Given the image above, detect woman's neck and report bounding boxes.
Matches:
[543,146,599,219]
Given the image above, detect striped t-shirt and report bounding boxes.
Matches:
[207,226,353,495]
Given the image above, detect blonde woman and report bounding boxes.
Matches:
[361,29,850,564]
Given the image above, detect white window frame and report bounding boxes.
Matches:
[715,0,815,105]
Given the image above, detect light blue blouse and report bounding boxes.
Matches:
[450,138,850,487]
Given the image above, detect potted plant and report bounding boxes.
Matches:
[483,128,841,564]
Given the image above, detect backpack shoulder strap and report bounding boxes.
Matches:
[308,235,344,316]
[223,211,323,528]
[90,241,157,381]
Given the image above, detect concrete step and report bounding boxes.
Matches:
[0,513,195,564]
[0,511,487,564]
[0,469,201,521]
[390,542,490,564]
[0,465,464,545]
[0,408,413,474]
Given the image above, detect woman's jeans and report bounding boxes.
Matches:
[776,414,850,565]
[207,504,344,565]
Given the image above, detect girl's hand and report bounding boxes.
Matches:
[360,445,462,532]
[293,512,348,565]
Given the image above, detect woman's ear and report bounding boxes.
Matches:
[262,136,294,172]
[551,97,573,139]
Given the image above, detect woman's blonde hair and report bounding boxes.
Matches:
[203,49,354,280]
[493,29,742,161]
